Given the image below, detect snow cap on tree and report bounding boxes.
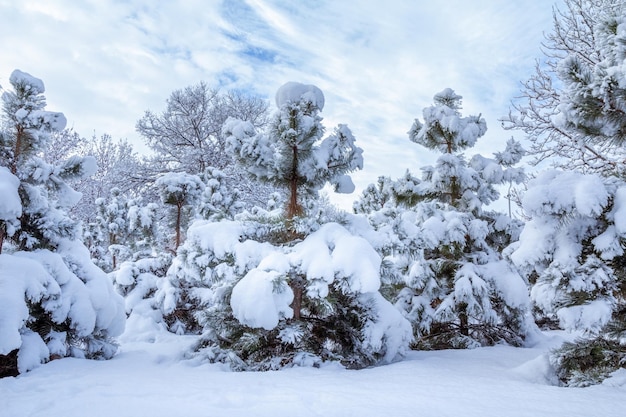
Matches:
[409,88,487,154]
[275,82,325,111]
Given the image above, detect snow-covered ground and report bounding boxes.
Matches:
[2,329,624,417]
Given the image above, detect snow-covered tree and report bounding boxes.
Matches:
[111,253,172,339]
[507,169,626,386]
[407,88,490,211]
[360,89,531,349]
[155,172,204,251]
[157,83,410,370]
[40,130,149,236]
[0,70,125,376]
[224,81,364,220]
[353,175,395,215]
[502,0,626,176]
[501,0,626,385]
[91,188,159,271]
[509,170,624,333]
[137,83,269,173]
[159,219,411,370]
[94,188,131,270]
[0,166,21,253]
[196,167,243,221]
[71,134,145,224]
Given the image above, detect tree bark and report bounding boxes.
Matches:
[459,303,469,337]
[289,274,304,320]
[0,223,5,255]
[286,145,301,219]
[175,202,182,250]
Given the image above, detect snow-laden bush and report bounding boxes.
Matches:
[111,254,172,342]
[157,218,411,370]
[0,240,125,376]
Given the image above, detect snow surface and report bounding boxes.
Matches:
[1,328,623,417]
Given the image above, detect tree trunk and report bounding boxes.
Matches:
[459,302,469,337]
[289,274,304,320]
[286,145,301,219]
[0,223,5,255]
[446,138,459,206]
[175,202,182,250]
[110,233,117,270]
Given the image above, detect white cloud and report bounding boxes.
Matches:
[0,0,560,209]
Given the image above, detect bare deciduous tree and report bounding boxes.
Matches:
[502,0,626,176]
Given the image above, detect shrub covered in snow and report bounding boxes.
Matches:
[510,170,625,333]
[90,188,160,271]
[158,218,411,370]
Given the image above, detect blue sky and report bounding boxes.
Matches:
[0,0,561,209]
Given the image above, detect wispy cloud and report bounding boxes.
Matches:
[0,0,561,209]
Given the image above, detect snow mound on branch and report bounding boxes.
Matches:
[0,167,21,223]
[523,170,608,217]
[275,82,325,110]
[0,254,53,356]
[9,69,45,94]
[0,241,125,373]
[230,223,385,329]
[231,269,294,330]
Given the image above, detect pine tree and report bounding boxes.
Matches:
[510,170,626,385]
[159,218,412,370]
[510,171,623,332]
[91,188,160,271]
[224,81,363,220]
[353,175,395,214]
[196,167,243,221]
[155,172,204,251]
[157,82,411,370]
[500,0,626,385]
[0,70,125,376]
[360,89,531,349]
